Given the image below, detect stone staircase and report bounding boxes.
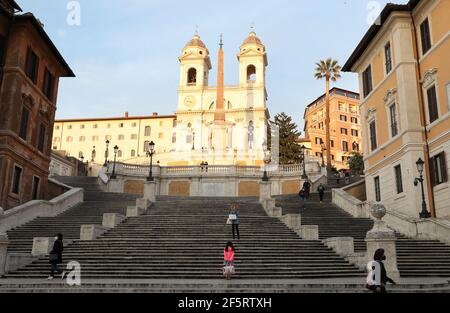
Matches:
[4,179,365,279]
[275,194,450,277]
[1,279,450,293]
[6,176,139,254]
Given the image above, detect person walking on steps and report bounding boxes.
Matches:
[48,233,66,280]
[228,204,240,240]
[366,248,396,293]
[317,183,326,203]
[223,241,236,280]
[302,180,311,200]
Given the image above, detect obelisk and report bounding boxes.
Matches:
[215,34,225,122]
[210,34,229,157]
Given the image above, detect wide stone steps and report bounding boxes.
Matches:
[275,194,450,277]
[5,180,367,279]
[2,280,450,293]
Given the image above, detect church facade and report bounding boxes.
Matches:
[52,31,271,166]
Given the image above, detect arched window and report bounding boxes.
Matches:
[352,142,359,151]
[247,65,256,82]
[187,68,197,85]
[131,149,136,157]
[144,126,151,137]
[78,151,84,158]
[117,150,122,158]
[144,141,150,152]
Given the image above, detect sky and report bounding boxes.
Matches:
[20,0,408,131]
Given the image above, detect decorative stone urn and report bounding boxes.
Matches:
[367,203,395,239]
[371,203,386,220]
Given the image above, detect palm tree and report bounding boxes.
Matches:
[314,58,341,175]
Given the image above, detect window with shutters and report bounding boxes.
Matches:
[32,176,40,200]
[42,68,55,102]
[351,129,359,137]
[369,121,377,151]
[341,128,348,135]
[384,42,393,74]
[389,103,398,137]
[342,141,349,152]
[19,107,30,140]
[374,176,381,202]
[427,85,439,123]
[144,141,150,152]
[362,65,373,97]
[420,18,432,55]
[430,152,448,186]
[394,165,403,194]
[144,126,151,137]
[25,47,39,84]
[11,166,23,195]
[37,124,46,153]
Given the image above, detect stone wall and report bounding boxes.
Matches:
[281,180,301,195]
[343,179,367,201]
[124,180,144,195]
[238,181,259,196]
[168,181,190,196]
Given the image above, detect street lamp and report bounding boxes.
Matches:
[262,143,270,181]
[192,132,195,150]
[300,145,308,179]
[320,142,326,168]
[146,141,155,182]
[104,140,110,166]
[414,158,430,219]
[111,145,119,179]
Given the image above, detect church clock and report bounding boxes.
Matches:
[184,96,196,109]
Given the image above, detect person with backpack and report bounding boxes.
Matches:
[317,183,326,203]
[48,233,65,280]
[223,241,236,280]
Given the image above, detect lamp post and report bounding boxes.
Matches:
[320,142,326,168]
[103,140,110,166]
[91,146,96,162]
[414,158,431,219]
[300,145,308,179]
[262,143,270,182]
[146,141,155,182]
[110,145,119,179]
[192,132,195,150]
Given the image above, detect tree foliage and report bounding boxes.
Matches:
[347,151,364,174]
[272,112,302,165]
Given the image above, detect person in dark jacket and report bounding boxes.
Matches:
[317,183,325,203]
[302,180,311,200]
[48,233,65,280]
[368,248,396,293]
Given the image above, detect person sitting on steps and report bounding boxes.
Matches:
[223,241,236,280]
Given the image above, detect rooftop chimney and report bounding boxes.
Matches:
[152,112,158,116]
[125,112,129,118]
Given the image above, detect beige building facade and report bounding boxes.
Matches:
[303,88,362,170]
[343,0,450,219]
